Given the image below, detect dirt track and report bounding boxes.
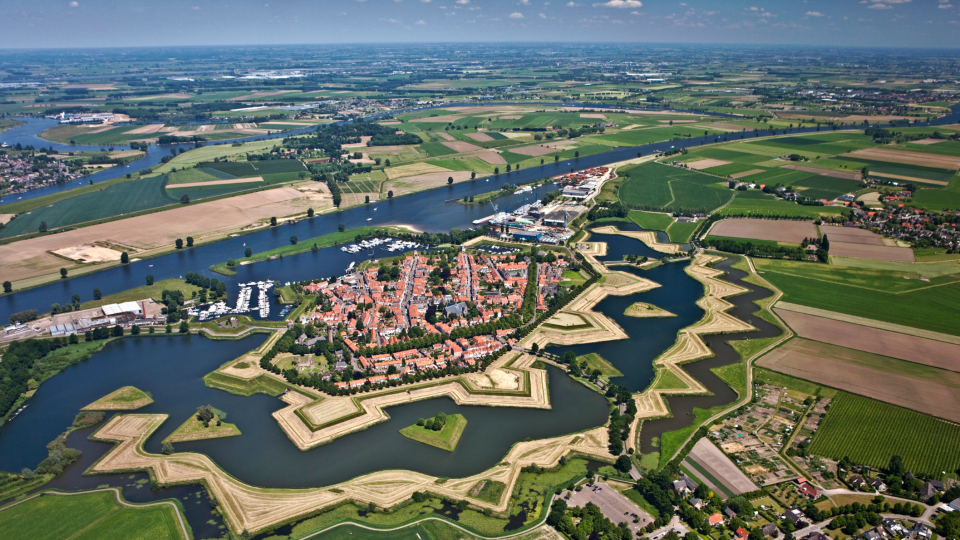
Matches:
[757,339,960,423]
[709,219,817,244]
[774,309,960,371]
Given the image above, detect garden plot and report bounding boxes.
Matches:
[709,218,817,243]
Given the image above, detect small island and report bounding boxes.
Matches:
[163,405,241,444]
[82,386,154,411]
[623,302,676,318]
[399,412,467,452]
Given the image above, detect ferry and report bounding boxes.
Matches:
[7,404,28,423]
[367,218,372,221]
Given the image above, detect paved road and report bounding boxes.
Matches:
[566,482,654,535]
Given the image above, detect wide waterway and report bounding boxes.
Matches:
[3,103,959,323]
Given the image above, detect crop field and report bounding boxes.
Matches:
[199,161,258,177]
[709,218,817,243]
[340,179,382,194]
[618,163,732,211]
[833,157,956,184]
[167,168,223,185]
[592,126,724,147]
[717,197,846,218]
[248,159,307,175]
[807,392,960,475]
[0,490,187,540]
[753,258,960,336]
[419,141,460,157]
[0,175,174,238]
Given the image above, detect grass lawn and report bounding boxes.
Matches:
[652,369,689,391]
[399,414,467,452]
[78,279,201,311]
[470,480,507,504]
[210,225,412,276]
[628,210,675,231]
[577,352,624,378]
[718,198,847,219]
[667,221,699,243]
[0,174,140,215]
[711,362,747,397]
[0,490,187,540]
[753,258,960,336]
[162,413,241,444]
[618,163,733,212]
[753,368,838,399]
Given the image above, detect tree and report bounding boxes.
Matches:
[494,167,500,174]
[471,171,476,179]
[60,268,68,279]
[290,235,298,245]
[179,320,189,333]
[307,208,314,217]
[186,236,194,247]
[388,190,394,198]
[338,223,345,232]
[616,455,632,473]
[111,324,124,337]
[270,216,278,226]
[575,151,580,158]
[365,195,370,203]
[39,221,48,233]
[562,351,576,364]
[2,281,11,293]
[131,324,140,335]
[448,176,454,185]
[245,247,252,257]
[385,159,391,166]
[161,442,175,455]
[175,238,184,249]
[146,275,154,286]
[555,155,560,162]
[196,404,215,426]
[180,193,190,204]
[531,342,540,354]
[121,251,129,263]
[93,288,102,300]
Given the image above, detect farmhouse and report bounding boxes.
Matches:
[920,480,943,500]
[672,475,698,495]
[707,513,724,527]
[762,524,780,538]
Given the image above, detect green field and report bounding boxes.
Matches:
[399,414,467,452]
[0,490,187,540]
[717,197,847,218]
[808,393,960,476]
[166,168,223,185]
[576,352,624,379]
[618,163,732,212]
[0,175,174,238]
[753,258,960,336]
[627,210,698,243]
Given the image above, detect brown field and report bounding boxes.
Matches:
[127,93,191,100]
[412,115,464,123]
[774,310,960,371]
[510,140,577,156]
[869,172,950,186]
[476,151,507,165]
[465,132,494,142]
[0,187,331,284]
[342,136,373,148]
[730,169,765,179]
[497,115,523,120]
[709,218,817,243]
[780,164,862,181]
[436,132,456,141]
[126,124,168,134]
[685,439,758,497]
[52,244,123,263]
[829,242,915,262]
[686,159,731,170]
[378,121,401,125]
[757,339,960,423]
[819,226,885,246]
[63,83,116,89]
[847,148,960,170]
[580,113,607,119]
[441,141,483,153]
[385,171,474,197]
[910,138,946,145]
[0,213,15,225]
[707,122,748,131]
[659,119,697,123]
[166,177,264,189]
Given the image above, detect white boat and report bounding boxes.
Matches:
[367,218,372,221]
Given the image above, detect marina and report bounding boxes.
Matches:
[185,281,273,321]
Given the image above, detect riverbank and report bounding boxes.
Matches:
[209,225,417,276]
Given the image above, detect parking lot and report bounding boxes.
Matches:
[566,481,654,535]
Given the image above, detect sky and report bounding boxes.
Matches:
[1,0,959,49]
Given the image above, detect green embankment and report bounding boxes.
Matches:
[78,279,202,312]
[210,225,412,275]
[576,353,624,379]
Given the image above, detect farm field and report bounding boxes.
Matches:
[0,490,187,540]
[753,258,960,336]
[627,211,698,243]
[708,218,818,243]
[774,309,960,369]
[807,392,960,476]
[618,163,732,212]
[683,438,758,498]
[757,338,960,423]
[716,197,847,219]
[0,175,174,238]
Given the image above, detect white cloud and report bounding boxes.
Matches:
[867,0,911,7]
[539,12,547,18]
[191,5,200,9]
[868,3,892,9]
[593,0,642,7]
[520,0,530,4]
[567,1,580,5]
[69,1,78,6]
[456,0,470,4]
[747,6,758,10]
[415,19,426,24]
[509,11,524,18]
[939,3,952,8]
[806,11,823,16]
[630,10,639,14]
[421,0,431,2]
